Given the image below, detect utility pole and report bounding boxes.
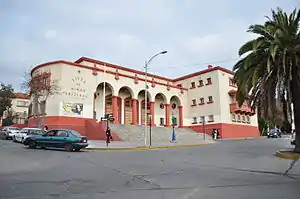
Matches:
[143,50,168,147]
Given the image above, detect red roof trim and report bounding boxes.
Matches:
[75,57,173,82]
[31,58,235,83]
[31,60,188,91]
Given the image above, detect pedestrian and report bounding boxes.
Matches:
[212,129,217,140]
[106,127,111,147]
[44,126,48,132]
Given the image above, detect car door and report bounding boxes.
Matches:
[54,130,69,148]
[18,129,28,142]
[40,130,57,147]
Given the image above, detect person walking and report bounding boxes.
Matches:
[106,127,112,147]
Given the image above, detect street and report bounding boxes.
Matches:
[0,138,299,199]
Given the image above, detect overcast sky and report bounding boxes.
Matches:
[0,0,298,91]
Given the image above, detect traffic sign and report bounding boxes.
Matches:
[100,117,108,121]
[105,114,113,118]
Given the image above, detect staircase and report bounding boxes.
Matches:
[109,124,212,145]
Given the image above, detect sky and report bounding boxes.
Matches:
[0,0,298,91]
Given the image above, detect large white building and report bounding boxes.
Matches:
[28,57,259,139]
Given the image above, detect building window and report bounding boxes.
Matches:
[229,78,236,87]
[16,100,29,107]
[230,96,235,103]
[208,115,214,122]
[191,99,196,106]
[208,96,213,103]
[237,115,241,122]
[247,116,250,123]
[177,84,182,88]
[200,116,205,123]
[198,80,204,87]
[242,115,245,123]
[192,117,197,124]
[199,98,205,105]
[160,118,164,126]
[160,103,164,109]
[232,114,236,121]
[191,82,196,89]
[206,78,212,85]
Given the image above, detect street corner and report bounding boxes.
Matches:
[85,142,214,151]
[275,150,300,160]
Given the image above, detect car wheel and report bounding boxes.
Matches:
[28,140,37,149]
[74,148,80,152]
[65,144,73,152]
[13,136,16,142]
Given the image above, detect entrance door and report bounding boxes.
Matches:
[124,97,132,124]
[141,100,150,125]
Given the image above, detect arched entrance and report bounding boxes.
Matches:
[118,86,134,124]
[137,90,152,125]
[155,93,167,126]
[170,96,181,127]
[94,82,116,120]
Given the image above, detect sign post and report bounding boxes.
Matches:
[202,117,206,140]
[148,114,152,146]
[101,114,114,130]
[171,115,176,142]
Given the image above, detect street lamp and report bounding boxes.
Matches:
[144,50,168,147]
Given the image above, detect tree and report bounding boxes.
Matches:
[233,8,300,152]
[21,71,59,130]
[0,83,15,125]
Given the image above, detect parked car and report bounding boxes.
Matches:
[15,128,42,143]
[267,129,282,138]
[2,127,20,140]
[23,129,88,152]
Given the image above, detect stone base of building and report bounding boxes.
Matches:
[27,116,259,140]
[28,116,121,141]
[188,123,260,138]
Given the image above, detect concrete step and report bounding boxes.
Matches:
[109,124,212,144]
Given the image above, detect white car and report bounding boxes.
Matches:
[2,127,20,140]
[15,128,42,143]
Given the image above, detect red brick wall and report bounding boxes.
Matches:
[28,116,121,141]
[189,123,260,138]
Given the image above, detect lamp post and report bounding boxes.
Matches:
[144,50,167,147]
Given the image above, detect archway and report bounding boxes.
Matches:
[137,90,152,125]
[94,82,115,120]
[118,86,134,124]
[169,96,181,127]
[154,93,167,126]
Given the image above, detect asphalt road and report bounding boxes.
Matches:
[0,138,299,199]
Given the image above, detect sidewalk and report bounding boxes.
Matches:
[86,140,215,151]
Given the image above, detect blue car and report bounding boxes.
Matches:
[267,129,282,138]
[23,129,88,152]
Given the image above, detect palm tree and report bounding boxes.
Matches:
[233,8,300,152]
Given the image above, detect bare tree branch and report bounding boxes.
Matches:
[21,71,60,129]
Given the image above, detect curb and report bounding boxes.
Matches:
[85,143,213,151]
[220,136,266,141]
[275,150,300,159]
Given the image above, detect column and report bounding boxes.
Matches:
[149,101,155,126]
[112,96,119,124]
[132,99,138,125]
[178,106,183,127]
[165,104,170,127]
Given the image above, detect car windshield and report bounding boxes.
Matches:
[29,129,43,135]
[9,127,19,130]
[68,130,81,137]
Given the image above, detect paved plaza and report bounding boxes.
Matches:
[0,138,299,199]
